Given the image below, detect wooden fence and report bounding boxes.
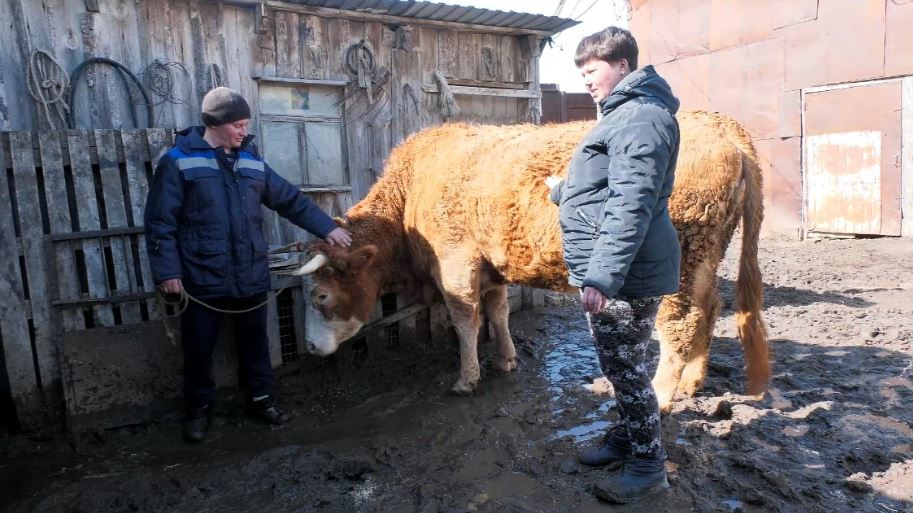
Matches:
[0,128,174,427]
[0,128,540,431]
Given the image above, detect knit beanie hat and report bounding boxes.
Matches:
[201,87,251,126]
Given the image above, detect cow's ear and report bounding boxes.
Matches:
[349,245,378,270]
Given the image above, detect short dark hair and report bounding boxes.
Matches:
[574,26,638,70]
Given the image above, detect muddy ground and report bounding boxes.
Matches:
[2,234,912,513]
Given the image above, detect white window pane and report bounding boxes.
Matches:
[259,84,341,117]
[304,122,345,185]
[261,121,303,184]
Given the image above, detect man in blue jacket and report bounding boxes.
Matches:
[145,87,351,443]
[548,27,680,503]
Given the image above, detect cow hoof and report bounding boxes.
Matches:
[450,380,477,396]
[495,356,518,374]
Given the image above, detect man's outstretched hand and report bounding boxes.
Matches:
[325,227,353,247]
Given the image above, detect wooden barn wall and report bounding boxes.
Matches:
[0,0,538,244]
[629,0,913,235]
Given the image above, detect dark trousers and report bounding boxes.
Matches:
[587,295,665,461]
[180,294,272,408]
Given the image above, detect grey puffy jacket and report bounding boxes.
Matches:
[550,65,681,298]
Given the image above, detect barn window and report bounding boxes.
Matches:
[258,82,348,189]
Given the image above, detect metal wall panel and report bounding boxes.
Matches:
[885,0,913,77]
[804,81,904,236]
[806,131,883,234]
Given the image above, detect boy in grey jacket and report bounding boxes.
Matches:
[548,26,680,503]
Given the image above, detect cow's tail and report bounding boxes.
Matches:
[735,153,770,396]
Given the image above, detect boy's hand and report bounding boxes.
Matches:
[325,227,353,247]
[581,286,608,314]
[544,175,562,189]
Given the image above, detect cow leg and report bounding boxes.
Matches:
[678,261,722,398]
[482,285,517,373]
[652,293,700,413]
[438,262,484,395]
[444,294,482,395]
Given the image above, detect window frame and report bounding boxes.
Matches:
[255,77,351,192]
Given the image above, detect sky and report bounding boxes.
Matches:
[444,0,629,92]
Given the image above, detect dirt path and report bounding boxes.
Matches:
[2,235,912,513]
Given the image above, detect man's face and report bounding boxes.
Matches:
[579,58,629,103]
[210,119,250,149]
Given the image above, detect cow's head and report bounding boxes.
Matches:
[291,242,380,356]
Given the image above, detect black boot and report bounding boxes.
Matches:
[182,404,211,443]
[593,457,669,504]
[578,424,629,468]
[247,396,291,426]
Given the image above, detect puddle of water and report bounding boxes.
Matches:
[552,419,610,442]
[721,499,744,512]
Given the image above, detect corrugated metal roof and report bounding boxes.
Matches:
[282,0,580,35]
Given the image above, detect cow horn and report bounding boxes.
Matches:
[291,253,327,276]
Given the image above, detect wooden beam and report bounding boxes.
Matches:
[253,75,349,87]
[423,84,539,98]
[444,78,526,90]
[265,0,558,37]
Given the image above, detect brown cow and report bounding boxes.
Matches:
[294,110,769,411]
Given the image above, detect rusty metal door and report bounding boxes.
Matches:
[803,80,904,236]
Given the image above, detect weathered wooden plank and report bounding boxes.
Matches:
[276,10,302,78]
[38,131,84,332]
[199,0,229,91]
[457,31,480,81]
[437,29,459,78]
[480,33,499,82]
[290,286,308,359]
[9,132,58,403]
[100,0,145,127]
[171,0,199,127]
[392,26,424,145]
[95,130,141,324]
[415,27,439,127]
[0,133,41,424]
[326,17,352,81]
[499,35,521,84]
[267,292,283,368]
[363,21,394,182]
[122,130,157,318]
[254,6,277,78]
[161,0,188,127]
[142,0,172,128]
[188,1,211,104]
[0,0,32,130]
[422,84,539,98]
[66,130,115,326]
[300,13,328,80]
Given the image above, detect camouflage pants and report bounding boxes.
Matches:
[586,295,665,461]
